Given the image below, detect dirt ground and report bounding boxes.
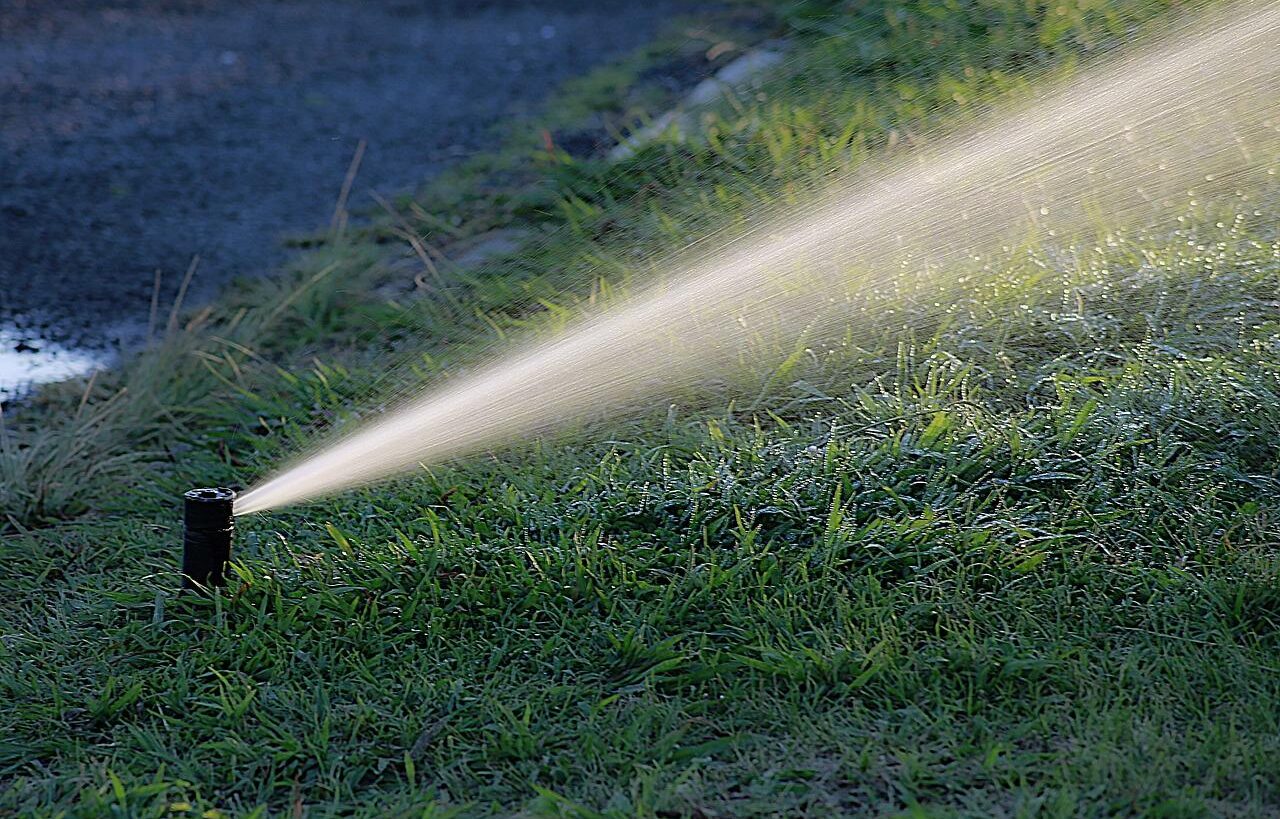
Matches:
[0,0,693,360]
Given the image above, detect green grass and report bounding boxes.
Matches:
[4,0,1280,815]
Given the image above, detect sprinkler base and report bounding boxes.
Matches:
[182,487,235,591]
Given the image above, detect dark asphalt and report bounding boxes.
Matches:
[0,0,692,361]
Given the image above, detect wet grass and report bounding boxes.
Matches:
[3,0,1279,815]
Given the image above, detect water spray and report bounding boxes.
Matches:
[235,1,1280,516]
[181,487,235,591]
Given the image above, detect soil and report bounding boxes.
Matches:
[0,0,695,374]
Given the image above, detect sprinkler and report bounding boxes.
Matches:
[182,487,235,591]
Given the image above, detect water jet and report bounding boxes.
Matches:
[234,1,1280,516]
[182,487,235,591]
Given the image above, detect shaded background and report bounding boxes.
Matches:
[0,0,694,369]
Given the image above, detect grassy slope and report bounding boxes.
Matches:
[4,0,1280,815]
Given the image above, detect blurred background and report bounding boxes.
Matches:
[0,0,708,391]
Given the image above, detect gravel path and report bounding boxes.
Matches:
[0,0,691,390]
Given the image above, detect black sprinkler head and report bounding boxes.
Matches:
[182,487,236,591]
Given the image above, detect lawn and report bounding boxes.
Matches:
[3,0,1279,816]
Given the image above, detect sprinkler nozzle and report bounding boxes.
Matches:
[182,487,235,591]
